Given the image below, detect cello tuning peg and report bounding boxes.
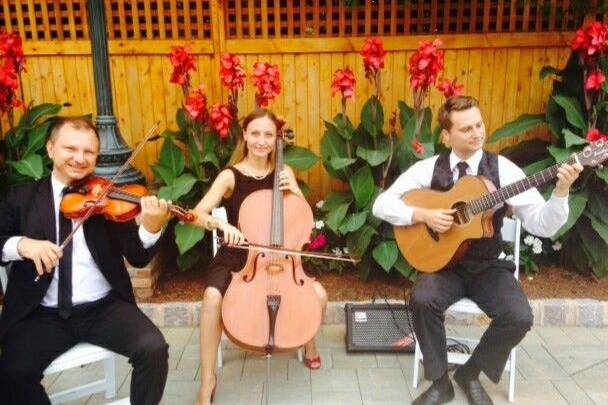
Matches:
[283,128,296,143]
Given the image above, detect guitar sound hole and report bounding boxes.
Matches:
[451,201,469,225]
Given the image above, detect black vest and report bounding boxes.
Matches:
[430,151,508,267]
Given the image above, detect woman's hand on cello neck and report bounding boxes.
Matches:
[279,166,303,196]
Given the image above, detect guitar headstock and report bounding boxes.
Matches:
[577,139,608,167]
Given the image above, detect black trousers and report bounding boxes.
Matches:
[0,295,169,405]
[410,264,533,383]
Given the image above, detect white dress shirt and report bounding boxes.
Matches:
[1,174,162,306]
[372,149,569,238]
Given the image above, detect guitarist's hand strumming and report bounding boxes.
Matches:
[412,208,457,233]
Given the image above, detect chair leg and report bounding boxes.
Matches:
[216,341,223,368]
[104,355,117,399]
[412,341,421,388]
[508,348,516,402]
[297,348,303,362]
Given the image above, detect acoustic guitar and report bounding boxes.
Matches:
[394,141,608,273]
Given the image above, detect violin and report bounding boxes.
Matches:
[60,176,196,223]
[221,125,323,355]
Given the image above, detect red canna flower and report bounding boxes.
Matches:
[209,103,233,139]
[409,39,444,90]
[331,68,356,100]
[436,77,464,98]
[586,128,608,142]
[412,138,425,155]
[184,85,207,122]
[0,32,25,73]
[360,37,387,79]
[252,62,282,107]
[219,53,246,92]
[571,22,608,58]
[309,233,327,250]
[0,60,20,113]
[169,46,197,88]
[585,70,606,91]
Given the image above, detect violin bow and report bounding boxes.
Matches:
[215,237,359,263]
[35,121,161,282]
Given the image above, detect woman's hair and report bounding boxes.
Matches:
[227,108,280,166]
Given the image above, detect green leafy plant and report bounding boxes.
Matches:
[0,32,66,197]
[490,21,608,278]
[154,48,319,270]
[319,38,460,280]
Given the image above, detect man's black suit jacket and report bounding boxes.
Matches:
[0,177,159,342]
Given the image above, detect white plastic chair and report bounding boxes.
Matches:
[210,207,303,368]
[412,217,521,403]
[0,265,118,404]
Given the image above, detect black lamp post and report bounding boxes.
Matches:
[88,0,144,183]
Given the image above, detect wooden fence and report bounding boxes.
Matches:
[1,1,606,201]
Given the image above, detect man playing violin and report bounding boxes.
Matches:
[373,96,582,405]
[0,117,172,405]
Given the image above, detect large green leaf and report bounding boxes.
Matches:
[545,97,567,141]
[346,224,377,257]
[23,103,63,127]
[325,201,351,234]
[553,191,587,239]
[176,247,201,272]
[489,114,545,143]
[175,222,205,254]
[284,145,319,170]
[320,127,349,181]
[355,143,390,167]
[7,154,44,179]
[372,240,399,272]
[586,213,608,241]
[329,157,357,170]
[349,166,375,209]
[176,108,188,131]
[187,135,203,178]
[322,192,353,212]
[338,211,368,234]
[160,173,198,201]
[151,164,175,185]
[393,254,414,279]
[523,158,554,176]
[596,167,608,183]
[552,94,587,130]
[548,145,572,164]
[361,96,384,137]
[578,220,606,265]
[23,121,52,157]
[562,129,587,148]
[398,101,415,128]
[331,115,355,141]
[159,136,185,177]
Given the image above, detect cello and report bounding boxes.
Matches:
[220,127,323,355]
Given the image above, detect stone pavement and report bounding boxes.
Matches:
[46,324,608,405]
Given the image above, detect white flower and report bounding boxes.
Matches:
[315,200,325,209]
[315,220,325,229]
[532,245,542,254]
[532,238,542,250]
[523,235,534,246]
[332,247,342,255]
[343,247,349,254]
[552,241,562,251]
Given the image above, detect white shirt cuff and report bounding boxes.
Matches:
[548,193,569,212]
[138,225,162,249]
[2,236,24,262]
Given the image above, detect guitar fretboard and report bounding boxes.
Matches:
[467,156,577,214]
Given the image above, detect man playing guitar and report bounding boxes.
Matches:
[373,96,582,405]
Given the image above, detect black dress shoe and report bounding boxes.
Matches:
[453,368,494,405]
[411,381,455,405]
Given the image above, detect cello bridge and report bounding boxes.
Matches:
[266,263,284,274]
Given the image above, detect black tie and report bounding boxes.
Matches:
[58,188,73,319]
[456,161,469,180]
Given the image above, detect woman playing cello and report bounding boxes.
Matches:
[192,108,327,405]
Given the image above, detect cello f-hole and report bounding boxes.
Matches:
[243,252,263,282]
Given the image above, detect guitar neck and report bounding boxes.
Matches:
[468,155,577,214]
